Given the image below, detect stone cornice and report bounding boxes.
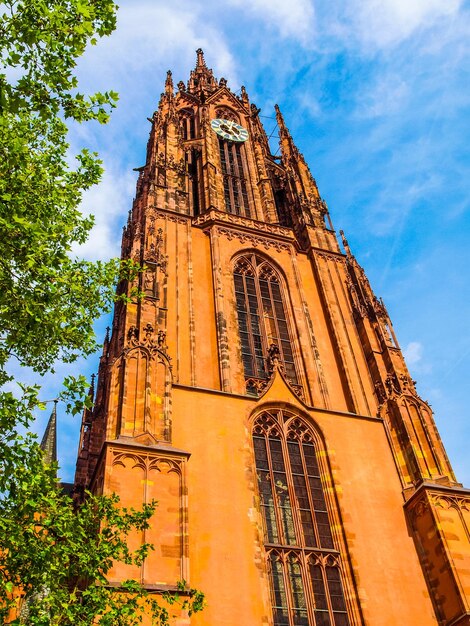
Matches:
[192,208,296,242]
[404,480,469,509]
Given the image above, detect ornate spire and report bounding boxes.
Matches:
[187,48,218,95]
[165,70,174,95]
[196,47,206,68]
[40,400,58,465]
[274,103,302,167]
[339,229,353,257]
[274,104,291,142]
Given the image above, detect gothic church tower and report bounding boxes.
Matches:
[75,50,470,625]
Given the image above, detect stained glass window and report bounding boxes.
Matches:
[253,410,350,626]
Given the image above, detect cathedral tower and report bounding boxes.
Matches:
[75,50,470,625]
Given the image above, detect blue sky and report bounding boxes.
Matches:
[29,0,469,485]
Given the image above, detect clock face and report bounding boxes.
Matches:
[211,118,249,142]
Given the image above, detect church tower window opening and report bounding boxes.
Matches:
[274,187,292,227]
[253,410,350,626]
[180,108,196,140]
[186,147,202,216]
[233,254,298,391]
[218,139,250,217]
[214,106,251,217]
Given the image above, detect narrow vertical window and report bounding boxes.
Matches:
[234,254,299,395]
[253,410,350,626]
[219,139,251,217]
[186,148,202,216]
[274,188,292,226]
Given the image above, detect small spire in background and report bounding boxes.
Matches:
[89,373,96,400]
[40,400,58,465]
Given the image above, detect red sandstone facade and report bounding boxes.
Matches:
[75,50,470,625]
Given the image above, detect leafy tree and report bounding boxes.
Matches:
[0,0,121,374]
[0,2,204,623]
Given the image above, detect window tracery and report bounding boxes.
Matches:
[253,409,350,626]
[215,106,239,123]
[219,138,251,217]
[233,254,298,395]
[180,108,196,140]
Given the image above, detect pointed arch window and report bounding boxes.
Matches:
[215,107,251,217]
[219,139,251,217]
[180,108,196,140]
[234,254,298,394]
[253,410,350,626]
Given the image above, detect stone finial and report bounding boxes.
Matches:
[196,48,206,68]
[165,70,174,95]
[339,230,352,257]
[274,103,291,140]
[241,85,249,105]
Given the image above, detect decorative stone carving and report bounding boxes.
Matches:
[346,275,367,318]
[430,493,470,511]
[315,251,347,264]
[193,208,295,240]
[286,418,313,443]
[150,208,190,224]
[245,376,269,396]
[267,343,281,374]
[399,374,417,396]
[374,381,387,404]
[385,373,401,397]
[127,325,139,345]
[157,329,168,354]
[217,227,291,252]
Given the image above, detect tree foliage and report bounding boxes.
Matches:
[0,0,121,374]
[0,2,204,623]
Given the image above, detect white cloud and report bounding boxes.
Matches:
[403,341,423,365]
[71,161,135,261]
[298,91,322,118]
[355,74,409,119]
[77,2,238,95]
[332,0,462,49]
[227,0,315,43]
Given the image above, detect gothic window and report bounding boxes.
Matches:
[233,255,298,392]
[180,108,196,140]
[253,410,350,626]
[219,139,251,217]
[186,147,202,216]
